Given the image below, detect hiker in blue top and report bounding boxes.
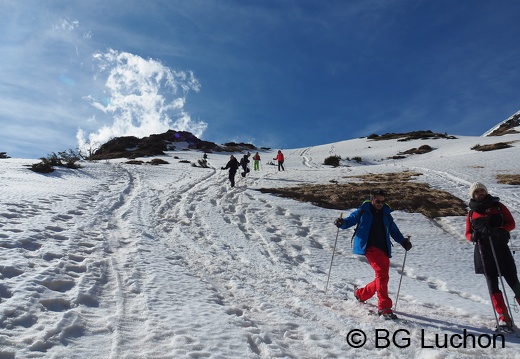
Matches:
[335,189,412,319]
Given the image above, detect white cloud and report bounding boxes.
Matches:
[77,50,207,154]
[52,18,79,32]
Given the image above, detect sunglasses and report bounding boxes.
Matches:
[373,199,385,204]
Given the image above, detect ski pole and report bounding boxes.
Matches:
[325,213,342,294]
[394,236,410,311]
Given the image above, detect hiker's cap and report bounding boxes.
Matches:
[469,182,487,198]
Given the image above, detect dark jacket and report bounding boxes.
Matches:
[222,158,239,173]
[240,155,250,170]
[465,195,516,276]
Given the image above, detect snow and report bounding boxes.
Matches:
[1,132,520,358]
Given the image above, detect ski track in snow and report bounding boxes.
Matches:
[2,136,520,358]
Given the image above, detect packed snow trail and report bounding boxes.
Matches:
[77,163,259,358]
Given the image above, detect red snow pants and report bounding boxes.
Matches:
[355,247,392,311]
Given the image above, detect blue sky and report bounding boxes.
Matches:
[1,0,520,158]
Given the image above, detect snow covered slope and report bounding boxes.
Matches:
[1,132,520,358]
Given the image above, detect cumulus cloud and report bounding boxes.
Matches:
[77,49,206,154]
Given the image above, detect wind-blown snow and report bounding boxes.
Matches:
[1,133,520,358]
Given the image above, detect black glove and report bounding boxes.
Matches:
[334,218,343,228]
[472,217,488,232]
[471,231,481,242]
[221,167,225,170]
[401,239,412,251]
[487,214,503,228]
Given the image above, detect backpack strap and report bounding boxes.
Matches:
[494,202,504,226]
[351,208,365,248]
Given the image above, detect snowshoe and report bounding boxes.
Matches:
[380,311,398,320]
[368,309,399,320]
[496,321,515,334]
[378,309,398,320]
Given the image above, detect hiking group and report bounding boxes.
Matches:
[221,150,284,187]
[334,182,518,330]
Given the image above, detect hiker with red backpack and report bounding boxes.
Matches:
[465,182,520,331]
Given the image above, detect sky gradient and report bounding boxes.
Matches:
[1,0,520,158]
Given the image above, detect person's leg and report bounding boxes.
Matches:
[486,275,500,293]
[502,272,520,305]
[487,275,511,323]
[355,247,391,310]
[355,247,377,301]
[503,272,520,296]
[491,291,511,323]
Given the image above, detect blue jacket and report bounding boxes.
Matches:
[339,200,406,258]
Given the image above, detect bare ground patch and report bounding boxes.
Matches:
[396,145,434,156]
[256,171,468,219]
[471,141,516,152]
[497,174,520,185]
[367,130,457,141]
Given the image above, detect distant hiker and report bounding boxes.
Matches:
[274,150,285,171]
[334,189,412,320]
[465,182,520,330]
[221,155,239,187]
[253,152,261,171]
[199,152,208,167]
[239,152,250,178]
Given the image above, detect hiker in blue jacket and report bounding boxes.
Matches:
[335,189,412,319]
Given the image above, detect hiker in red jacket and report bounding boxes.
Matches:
[274,150,285,171]
[465,182,520,330]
